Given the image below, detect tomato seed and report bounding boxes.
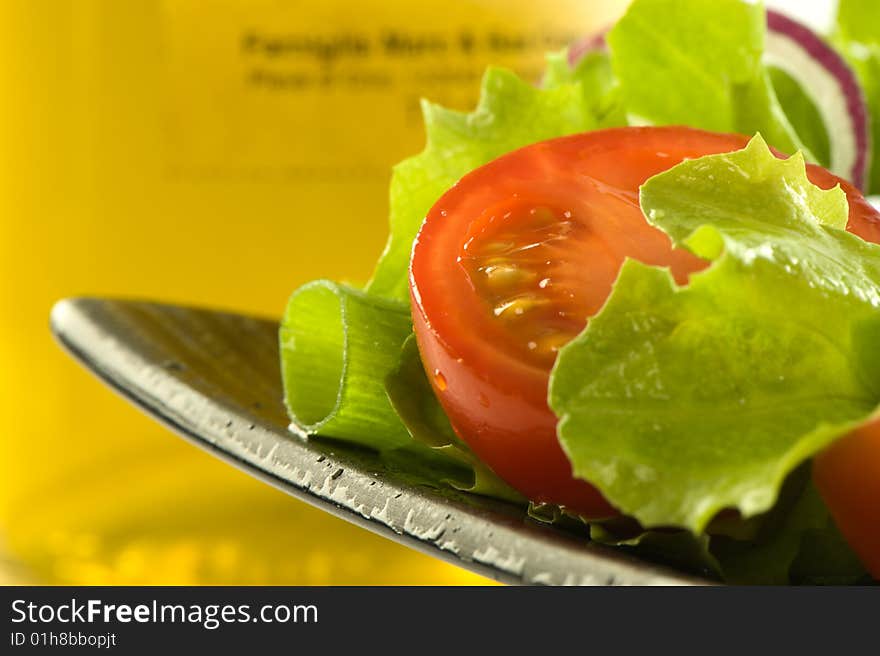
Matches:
[493,295,549,318]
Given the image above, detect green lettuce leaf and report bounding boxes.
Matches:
[592,468,868,584]
[608,0,810,159]
[836,0,880,45]
[550,135,880,532]
[712,474,867,585]
[366,66,611,302]
[834,0,880,193]
[543,49,626,128]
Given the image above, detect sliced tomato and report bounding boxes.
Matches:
[814,416,880,579]
[409,126,880,529]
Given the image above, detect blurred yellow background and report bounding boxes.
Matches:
[0,0,623,584]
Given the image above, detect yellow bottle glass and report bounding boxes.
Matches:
[0,0,624,584]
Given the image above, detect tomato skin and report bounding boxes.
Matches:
[814,422,880,578]
[812,175,880,580]
[410,126,880,525]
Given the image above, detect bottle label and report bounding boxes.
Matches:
[161,0,618,181]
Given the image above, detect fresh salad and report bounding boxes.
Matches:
[279,0,880,584]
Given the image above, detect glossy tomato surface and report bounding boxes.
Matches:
[409,126,880,524]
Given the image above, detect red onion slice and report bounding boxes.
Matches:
[568,10,870,189]
[765,10,869,189]
[567,31,607,65]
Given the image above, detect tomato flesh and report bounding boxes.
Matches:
[814,415,880,580]
[410,126,880,539]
